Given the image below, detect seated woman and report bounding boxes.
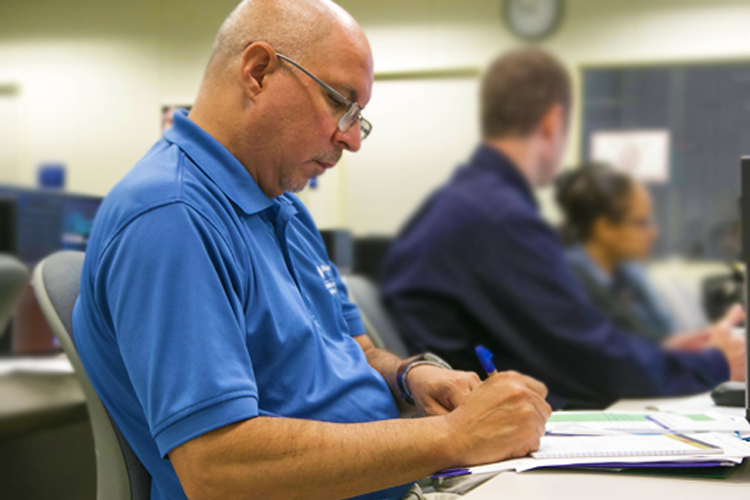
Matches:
[555,164,741,344]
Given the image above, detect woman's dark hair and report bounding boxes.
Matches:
[555,163,635,244]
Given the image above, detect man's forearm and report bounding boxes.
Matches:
[360,343,404,398]
[354,335,416,413]
[171,371,553,500]
[170,414,454,500]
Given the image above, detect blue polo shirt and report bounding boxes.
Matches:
[73,110,407,500]
[381,144,728,407]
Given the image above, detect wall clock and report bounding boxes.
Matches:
[504,0,564,41]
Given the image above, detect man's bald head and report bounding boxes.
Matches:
[189,0,373,198]
[206,0,363,80]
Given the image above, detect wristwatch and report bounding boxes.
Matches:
[396,353,452,406]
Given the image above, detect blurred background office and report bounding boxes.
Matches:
[1,1,749,498]
[2,1,749,272]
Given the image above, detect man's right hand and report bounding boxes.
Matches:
[707,326,746,382]
[442,371,551,467]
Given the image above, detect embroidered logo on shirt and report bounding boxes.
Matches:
[316,265,338,295]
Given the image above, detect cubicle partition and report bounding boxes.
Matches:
[741,157,750,422]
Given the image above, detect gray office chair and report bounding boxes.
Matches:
[343,274,410,358]
[0,253,29,335]
[32,251,151,500]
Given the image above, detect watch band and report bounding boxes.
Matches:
[396,353,452,406]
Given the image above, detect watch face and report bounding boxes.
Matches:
[424,353,452,370]
[504,0,563,41]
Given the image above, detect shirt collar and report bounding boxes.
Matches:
[163,109,274,215]
[470,143,538,209]
[567,245,613,288]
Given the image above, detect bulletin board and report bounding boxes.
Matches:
[581,60,750,259]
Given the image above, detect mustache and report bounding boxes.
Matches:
[314,150,343,166]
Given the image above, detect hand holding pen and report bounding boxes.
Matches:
[442,349,552,466]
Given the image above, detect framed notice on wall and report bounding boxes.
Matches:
[582,61,750,259]
[590,130,670,184]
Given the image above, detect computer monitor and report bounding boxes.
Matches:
[353,236,393,284]
[0,185,102,266]
[61,195,101,252]
[319,229,354,274]
[742,156,750,422]
[0,186,102,355]
[0,197,16,255]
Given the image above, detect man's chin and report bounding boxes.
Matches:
[279,163,328,194]
[280,176,313,194]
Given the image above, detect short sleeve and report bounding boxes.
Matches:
[96,203,259,457]
[330,264,366,337]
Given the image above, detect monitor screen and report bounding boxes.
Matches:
[61,196,100,252]
[0,185,102,265]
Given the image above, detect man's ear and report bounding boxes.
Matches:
[239,42,278,99]
[538,104,565,141]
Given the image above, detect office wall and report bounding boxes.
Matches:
[0,0,238,194]
[335,0,750,235]
[1,0,749,234]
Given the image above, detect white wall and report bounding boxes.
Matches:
[1,0,749,234]
[333,0,750,235]
[0,86,22,183]
[0,0,237,194]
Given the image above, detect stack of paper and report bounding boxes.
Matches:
[434,411,750,480]
[545,411,750,435]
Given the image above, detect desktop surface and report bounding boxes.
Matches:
[461,393,750,499]
[463,459,750,500]
[0,355,84,437]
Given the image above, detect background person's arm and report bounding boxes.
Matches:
[170,370,551,500]
[354,335,481,416]
[474,214,745,400]
[665,304,746,378]
[385,208,744,405]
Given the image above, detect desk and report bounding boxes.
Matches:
[0,356,86,438]
[0,356,94,499]
[462,394,750,499]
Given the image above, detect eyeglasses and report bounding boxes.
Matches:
[276,53,372,141]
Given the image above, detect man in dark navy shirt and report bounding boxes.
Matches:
[381,48,745,407]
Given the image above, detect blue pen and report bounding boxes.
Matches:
[475,345,498,377]
[475,345,568,410]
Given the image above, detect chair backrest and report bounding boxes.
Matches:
[32,251,151,500]
[342,275,410,358]
[0,253,29,335]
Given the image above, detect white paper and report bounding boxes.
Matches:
[531,433,721,460]
[546,411,750,435]
[451,432,750,477]
[0,356,74,376]
[591,130,670,183]
[650,395,745,418]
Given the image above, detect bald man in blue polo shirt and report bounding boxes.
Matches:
[72,1,552,499]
